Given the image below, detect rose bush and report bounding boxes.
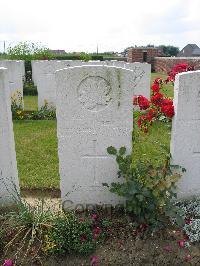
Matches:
[133,63,194,132]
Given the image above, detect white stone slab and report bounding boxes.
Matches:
[125,62,151,99]
[0,67,20,208]
[0,60,25,100]
[56,65,134,208]
[32,60,151,109]
[170,70,200,199]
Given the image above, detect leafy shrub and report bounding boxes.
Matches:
[27,101,56,120]
[43,212,98,255]
[106,145,184,227]
[11,90,24,120]
[50,54,103,61]
[7,42,52,61]
[11,94,56,120]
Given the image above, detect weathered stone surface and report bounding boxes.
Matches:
[56,65,134,208]
[170,70,200,198]
[125,62,151,99]
[32,60,151,109]
[0,68,19,207]
[0,60,25,99]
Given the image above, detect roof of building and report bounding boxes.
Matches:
[192,48,200,55]
[187,44,199,49]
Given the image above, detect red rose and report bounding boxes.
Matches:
[138,95,150,110]
[162,98,173,106]
[154,78,163,84]
[146,109,157,121]
[161,105,174,118]
[151,83,160,93]
[151,93,163,107]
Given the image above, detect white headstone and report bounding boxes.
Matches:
[170,70,200,199]
[0,67,20,208]
[125,62,151,99]
[31,60,81,108]
[56,65,134,208]
[0,60,25,101]
[32,60,151,109]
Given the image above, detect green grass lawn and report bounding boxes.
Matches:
[151,72,174,98]
[13,121,171,190]
[13,120,59,189]
[24,95,38,111]
[14,73,172,189]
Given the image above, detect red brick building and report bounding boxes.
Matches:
[127,47,161,64]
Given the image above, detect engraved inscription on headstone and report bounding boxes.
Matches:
[77,76,112,111]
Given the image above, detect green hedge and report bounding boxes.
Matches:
[23,82,38,96]
[50,54,104,61]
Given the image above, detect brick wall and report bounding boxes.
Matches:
[128,48,159,64]
[153,57,200,73]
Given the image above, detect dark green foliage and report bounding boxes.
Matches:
[45,213,96,255]
[106,145,184,227]
[158,45,180,56]
[50,54,103,61]
[0,228,4,253]
[12,99,56,120]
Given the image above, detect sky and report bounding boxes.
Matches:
[0,0,200,53]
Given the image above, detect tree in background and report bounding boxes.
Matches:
[7,41,52,60]
[158,45,179,57]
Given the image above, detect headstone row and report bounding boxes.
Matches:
[31,60,151,109]
[2,63,200,209]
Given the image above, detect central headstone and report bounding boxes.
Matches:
[56,66,134,208]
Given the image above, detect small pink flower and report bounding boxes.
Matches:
[93,227,101,234]
[175,229,182,236]
[183,234,189,241]
[177,240,185,248]
[163,245,172,252]
[93,227,101,240]
[80,234,87,242]
[90,255,99,265]
[185,218,192,225]
[184,254,192,262]
[79,217,85,222]
[91,214,98,220]
[3,259,14,266]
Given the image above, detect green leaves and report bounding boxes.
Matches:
[119,146,126,155]
[106,145,183,227]
[107,146,117,155]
